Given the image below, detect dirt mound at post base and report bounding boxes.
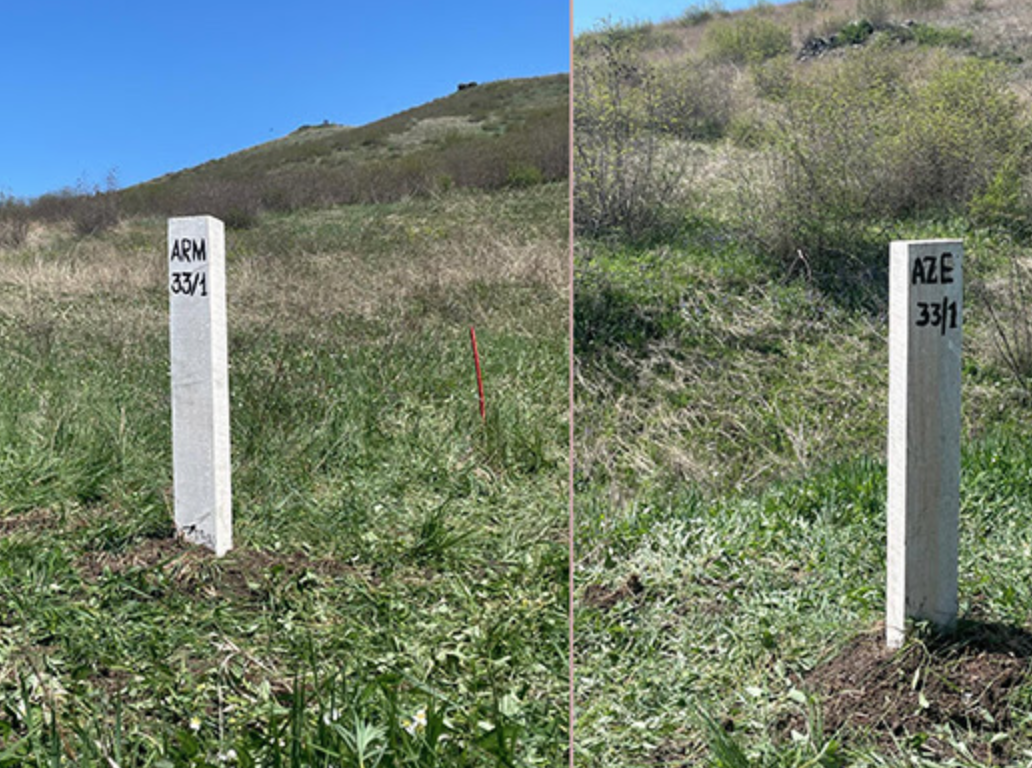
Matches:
[790,623,1032,763]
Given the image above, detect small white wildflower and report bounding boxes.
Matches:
[189,715,202,732]
[322,707,341,725]
[404,708,428,735]
[218,748,238,763]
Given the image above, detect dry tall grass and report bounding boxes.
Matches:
[0,185,566,349]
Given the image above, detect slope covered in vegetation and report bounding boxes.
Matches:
[1,73,567,236]
[575,1,1032,765]
[0,71,569,765]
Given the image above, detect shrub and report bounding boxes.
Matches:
[702,13,792,64]
[896,0,946,11]
[888,56,1028,212]
[911,23,973,48]
[654,59,737,140]
[678,1,728,26]
[0,197,29,249]
[968,158,1032,238]
[220,205,259,230]
[734,50,906,260]
[836,18,875,46]
[259,187,297,213]
[727,115,771,148]
[575,26,691,240]
[856,0,891,25]
[752,55,795,101]
[506,163,545,188]
[977,251,1032,401]
[71,193,120,237]
[579,19,659,54]
[734,49,1030,266]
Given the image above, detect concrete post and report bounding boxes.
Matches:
[886,239,962,648]
[168,216,232,555]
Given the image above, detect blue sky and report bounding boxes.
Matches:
[574,0,792,33]
[1,1,569,200]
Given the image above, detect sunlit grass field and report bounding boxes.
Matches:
[574,218,1032,767]
[0,182,568,766]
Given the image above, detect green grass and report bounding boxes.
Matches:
[574,218,1032,765]
[574,0,1032,763]
[0,183,567,765]
[577,434,1032,766]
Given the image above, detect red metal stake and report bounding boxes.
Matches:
[470,326,485,421]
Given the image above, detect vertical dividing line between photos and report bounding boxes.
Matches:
[567,1,576,764]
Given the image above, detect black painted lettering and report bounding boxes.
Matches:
[912,255,951,284]
[916,302,931,326]
[170,270,209,297]
[924,256,938,283]
[914,297,959,331]
[170,238,208,263]
[911,257,926,285]
[929,300,943,328]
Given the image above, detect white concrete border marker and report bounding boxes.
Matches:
[886,239,962,649]
[168,216,232,556]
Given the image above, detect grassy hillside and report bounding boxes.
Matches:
[6,74,567,235]
[575,1,1032,765]
[0,71,569,765]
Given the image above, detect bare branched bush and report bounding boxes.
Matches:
[70,174,121,237]
[977,254,1032,401]
[71,193,120,237]
[575,29,691,240]
[0,197,29,249]
[653,59,738,141]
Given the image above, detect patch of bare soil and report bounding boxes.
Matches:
[788,622,1032,763]
[0,508,61,535]
[74,535,370,602]
[646,738,694,767]
[582,573,645,611]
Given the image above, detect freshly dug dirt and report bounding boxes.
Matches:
[791,622,1032,762]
